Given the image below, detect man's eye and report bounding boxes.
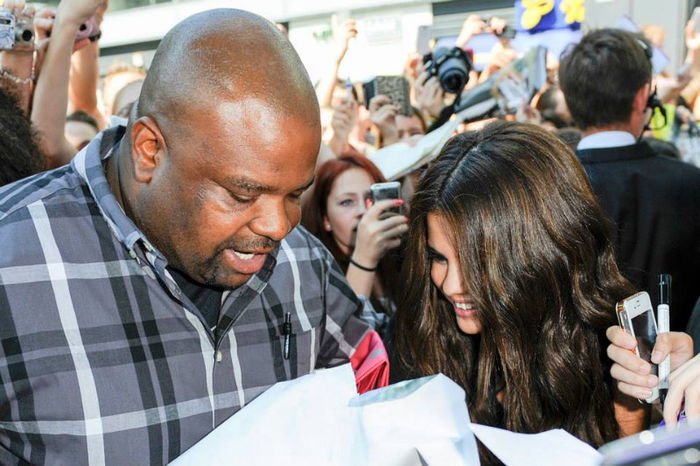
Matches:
[231,193,255,203]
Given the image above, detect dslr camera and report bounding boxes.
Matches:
[0,8,34,50]
[422,46,472,94]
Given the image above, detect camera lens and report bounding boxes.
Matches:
[19,29,33,42]
[438,57,469,94]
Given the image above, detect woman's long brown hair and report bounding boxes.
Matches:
[395,121,634,449]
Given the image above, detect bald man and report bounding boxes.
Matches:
[0,10,370,465]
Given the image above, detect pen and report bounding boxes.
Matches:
[282,312,292,360]
[657,274,671,403]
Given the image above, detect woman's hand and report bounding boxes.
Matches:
[368,95,399,146]
[606,326,693,400]
[351,199,408,269]
[664,353,700,426]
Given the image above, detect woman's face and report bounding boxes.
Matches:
[324,167,373,255]
[427,213,482,334]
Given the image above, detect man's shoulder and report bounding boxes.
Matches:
[280,225,333,261]
[0,164,85,224]
[0,164,99,269]
[578,142,700,181]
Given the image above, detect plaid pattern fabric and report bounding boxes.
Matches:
[0,127,370,465]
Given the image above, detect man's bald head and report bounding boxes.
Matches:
[138,9,319,133]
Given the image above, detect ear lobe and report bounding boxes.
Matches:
[130,117,166,183]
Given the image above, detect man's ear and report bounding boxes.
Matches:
[130,116,167,183]
[633,83,651,115]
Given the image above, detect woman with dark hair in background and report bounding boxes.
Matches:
[302,152,408,333]
[393,121,644,461]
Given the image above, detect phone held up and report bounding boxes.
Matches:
[369,181,401,220]
[616,291,659,403]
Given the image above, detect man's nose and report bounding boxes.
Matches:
[249,199,293,242]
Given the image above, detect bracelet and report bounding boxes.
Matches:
[0,68,34,85]
[349,257,376,272]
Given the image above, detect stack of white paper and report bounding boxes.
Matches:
[171,364,603,465]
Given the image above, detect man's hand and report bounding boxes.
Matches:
[606,326,693,400]
[414,69,445,119]
[455,15,486,48]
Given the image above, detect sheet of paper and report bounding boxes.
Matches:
[470,423,603,466]
[369,117,459,180]
[171,364,480,465]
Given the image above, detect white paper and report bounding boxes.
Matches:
[171,364,480,466]
[369,117,459,180]
[172,364,604,466]
[470,423,602,466]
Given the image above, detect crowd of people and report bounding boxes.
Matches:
[1,2,700,465]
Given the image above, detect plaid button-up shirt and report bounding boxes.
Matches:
[0,127,369,465]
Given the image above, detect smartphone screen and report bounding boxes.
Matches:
[631,310,658,376]
[370,182,401,218]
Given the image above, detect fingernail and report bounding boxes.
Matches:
[394,199,404,206]
[652,350,663,363]
[648,375,658,387]
[640,363,651,374]
[641,390,653,399]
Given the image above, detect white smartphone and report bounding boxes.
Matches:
[616,291,659,403]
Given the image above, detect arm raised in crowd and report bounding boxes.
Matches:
[68,1,107,130]
[31,0,100,168]
[316,19,356,109]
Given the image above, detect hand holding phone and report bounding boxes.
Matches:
[352,182,407,269]
[616,292,659,403]
[369,182,402,219]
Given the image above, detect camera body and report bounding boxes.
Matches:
[422,46,472,94]
[76,16,100,42]
[0,8,34,51]
[616,291,659,403]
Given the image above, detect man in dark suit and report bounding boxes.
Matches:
[560,28,700,331]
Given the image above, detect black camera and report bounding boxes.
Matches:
[422,46,473,94]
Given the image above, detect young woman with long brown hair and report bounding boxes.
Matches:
[393,121,644,459]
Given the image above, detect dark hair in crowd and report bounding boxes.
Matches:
[559,28,652,130]
[0,85,44,187]
[395,121,634,452]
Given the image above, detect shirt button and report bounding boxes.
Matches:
[216,351,223,363]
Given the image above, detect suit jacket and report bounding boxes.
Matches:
[577,141,700,330]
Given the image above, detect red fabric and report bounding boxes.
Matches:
[350,330,390,394]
